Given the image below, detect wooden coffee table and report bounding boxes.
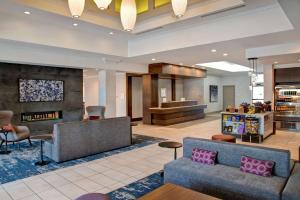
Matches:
[138,183,220,200]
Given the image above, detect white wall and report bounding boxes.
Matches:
[116,72,127,117]
[203,76,223,113]
[83,76,99,117]
[132,77,143,118]
[183,78,204,103]
[175,79,184,101]
[158,79,172,105]
[221,74,251,107]
[263,64,274,102]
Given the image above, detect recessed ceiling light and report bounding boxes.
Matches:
[73,23,78,27]
[196,61,250,72]
[109,32,114,35]
[151,58,156,61]
[179,63,183,65]
[24,11,31,15]
[211,49,217,53]
[223,53,228,57]
[274,61,279,64]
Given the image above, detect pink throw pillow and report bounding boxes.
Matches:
[240,156,274,177]
[191,148,217,165]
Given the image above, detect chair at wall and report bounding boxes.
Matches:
[0,111,32,149]
[86,106,106,120]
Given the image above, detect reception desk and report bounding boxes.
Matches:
[149,101,207,125]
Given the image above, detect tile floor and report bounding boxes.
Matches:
[1,115,299,200]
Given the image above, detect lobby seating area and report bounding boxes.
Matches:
[1,0,300,199]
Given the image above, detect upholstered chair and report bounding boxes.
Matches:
[0,110,32,149]
[86,106,106,120]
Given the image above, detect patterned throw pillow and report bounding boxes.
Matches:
[240,156,274,177]
[191,148,217,165]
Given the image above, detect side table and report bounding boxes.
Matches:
[31,134,53,166]
[158,141,182,177]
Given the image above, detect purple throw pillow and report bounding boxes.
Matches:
[240,156,274,177]
[191,148,217,165]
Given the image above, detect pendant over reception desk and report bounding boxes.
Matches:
[143,63,207,125]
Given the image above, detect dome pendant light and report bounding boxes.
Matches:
[94,0,112,10]
[68,0,85,18]
[171,0,187,18]
[120,0,137,31]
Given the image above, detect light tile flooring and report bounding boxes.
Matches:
[1,116,299,200]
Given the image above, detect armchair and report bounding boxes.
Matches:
[86,106,105,120]
[0,111,32,150]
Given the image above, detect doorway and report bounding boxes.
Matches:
[126,73,143,121]
[223,85,235,110]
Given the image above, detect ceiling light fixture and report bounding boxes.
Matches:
[109,32,114,35]
[94,0,112,10]
[274,61,279,64]
[24,11,31,15]
[73,23,78,26]
[196,61,250,72]
[152,58,156,61]
[68,0,85,18]
[120,0,137,31]
[171,0,187,18]
[179,63,183,65]
[223,53,228,57]
[211,49,217,53]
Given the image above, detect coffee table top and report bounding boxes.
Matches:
[138,183,220,200]
[159,141,182,149]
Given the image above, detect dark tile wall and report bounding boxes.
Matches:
[0,62,84,135]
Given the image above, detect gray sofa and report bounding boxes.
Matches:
[164,137,300,200]
[44,117,131,163]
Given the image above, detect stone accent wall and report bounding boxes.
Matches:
[0,62,84,135]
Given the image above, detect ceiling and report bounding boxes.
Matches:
[0,0,300,76]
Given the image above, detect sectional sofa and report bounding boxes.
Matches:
[164,137,300,200]
[44,117,132,162]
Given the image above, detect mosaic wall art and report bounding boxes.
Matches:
[19,79,64,102]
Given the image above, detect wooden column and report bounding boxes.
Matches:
[126,74,132,119]
[143,74,158,124]
[171,79,176,101]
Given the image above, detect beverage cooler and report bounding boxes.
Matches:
[274,85,300,130]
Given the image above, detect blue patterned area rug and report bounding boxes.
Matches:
[0,134,165,184]
[109,172,163,200]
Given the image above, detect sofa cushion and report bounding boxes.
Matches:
[164,157,286,200]
[191,148,217,165]
[183,137,291,178]
[240,156,274,177]
[282,163,300,200]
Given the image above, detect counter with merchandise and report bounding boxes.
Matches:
[221,112,274,143]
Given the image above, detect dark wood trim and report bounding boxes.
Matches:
[126,74,133,119]
[143,74,158,124]
[171,79,176,101]
[131,117,143,122]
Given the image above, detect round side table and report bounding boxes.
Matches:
[158,141,183,160]
[75,193,110,200]
[31,134,53,166]
[212,134,236,143]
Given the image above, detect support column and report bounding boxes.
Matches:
[98,70,116,118]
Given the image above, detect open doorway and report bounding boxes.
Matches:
[223,85,235,110]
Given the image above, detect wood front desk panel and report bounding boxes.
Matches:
[149,105,207,125]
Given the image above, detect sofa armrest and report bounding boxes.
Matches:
[282,163,300,200]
